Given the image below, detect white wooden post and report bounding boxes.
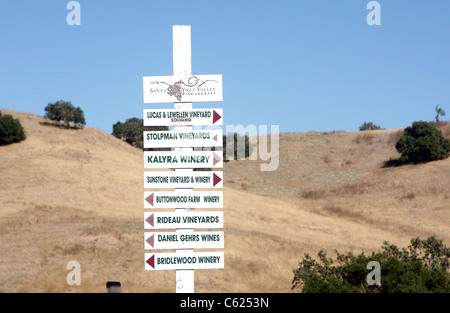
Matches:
[172,25,194,293]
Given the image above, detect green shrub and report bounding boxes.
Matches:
[221,132,253,160]
[359,122,382,131]
[395,121,450,163]
[292,236,450,293]
[112,117,168,149]
[0,111,26,145]
[44,100,86,128]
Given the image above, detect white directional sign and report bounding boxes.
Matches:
[142,26,225,291]
[143,74,223,103]
[144,151,223,169]
[143,129,223,148]
[144,190,223,209]
[144,171,223,189]
[145,251,224,271]
[144,108,223,126]
[144,231,224,250]
[144,211,224,230]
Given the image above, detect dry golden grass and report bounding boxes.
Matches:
[0,109,449,293]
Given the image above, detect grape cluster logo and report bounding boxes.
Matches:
[149,76,219,102]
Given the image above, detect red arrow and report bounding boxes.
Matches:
[213,173,222,187]
[146,234,154,248]
[146,255,155,269]
[213,134,218,142]
[213,110,222,124]
[213,152,221,166]
[145,193,154,206]
[145,213,154,227]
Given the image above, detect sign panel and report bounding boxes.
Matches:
[144,170,223,189]
[143,108,223,126]
[143,75,223,103]
[145,251,224,271]
[144,211,224,230]
[144,231,224,250]
[144,190,223,209]
[144,151,223,169]
[143,129,223,149]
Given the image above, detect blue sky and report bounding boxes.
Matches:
[1,1,449,135]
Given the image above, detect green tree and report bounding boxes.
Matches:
[359,122,382,131]
[435,105,446,122]
[44,100,86,128]
[292,236,450,293]
[73,106,86,126]
[222,132,253,160]
[395,121,450,163]
[112,117,168,149]
[0,111,26,145]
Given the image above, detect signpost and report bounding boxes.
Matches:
[143,75,223,103]
[144,170,223,189]
[144,151,223,169]
[143,108,223,126]
[144,231,224,250]
[143,25,224,293]
[144,211,224,230]
[143,129,223,148]
[144,190,223,209]
[145,251,224,271]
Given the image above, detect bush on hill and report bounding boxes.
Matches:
[112,117,168,149]
[395,121,450,163]
[44,100,86,128]
[359,122,383,131]
[292,236,450,293]
[0,111,26,145]
[221,132,253,160]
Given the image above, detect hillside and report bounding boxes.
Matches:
[0,109,449,293]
